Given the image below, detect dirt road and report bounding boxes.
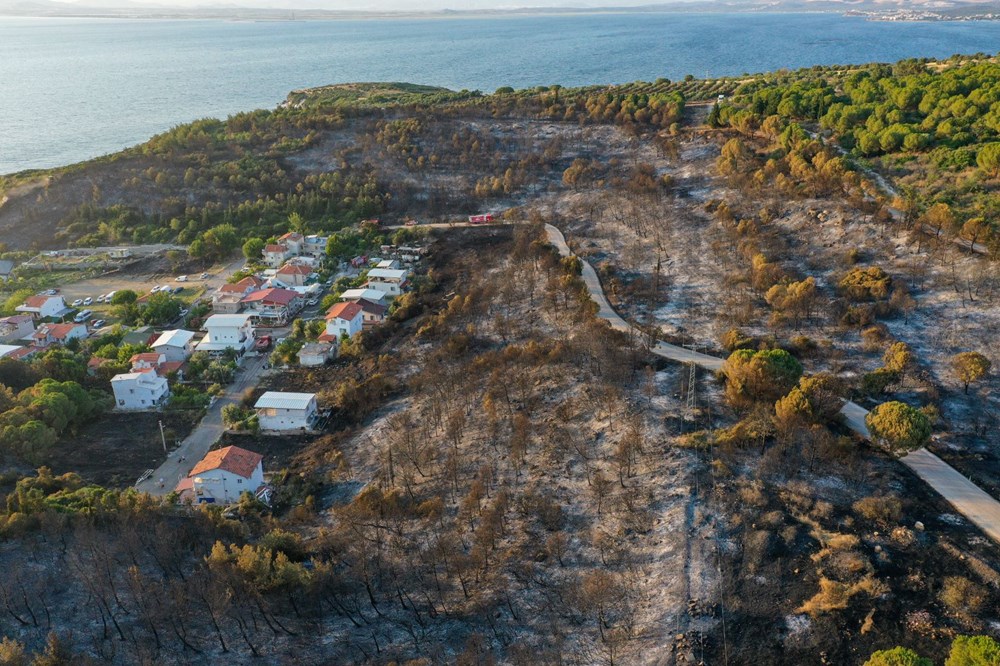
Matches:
[545,222,1000,545]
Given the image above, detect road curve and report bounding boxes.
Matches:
[544,223,1000,544]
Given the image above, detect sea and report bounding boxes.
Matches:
[2,12,1000,175]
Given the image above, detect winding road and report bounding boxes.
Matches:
[544,223,1000,545]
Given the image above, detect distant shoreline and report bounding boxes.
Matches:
[0,5,844,22]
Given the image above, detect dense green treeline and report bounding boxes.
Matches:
[711,54,1000,251]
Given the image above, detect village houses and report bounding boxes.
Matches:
[275,262,313,287]
[111,370,170,411]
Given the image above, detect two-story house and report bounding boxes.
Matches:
[254,392,319,431]
[178,446,265,504]
[16,295,70,320]
[240,288,303,326]
[212,276,265,314]
[31,322,88,347]
[196,314,255,356]
[274,263,313,287]
[111,370,170,410]
[263,243,291,269]
[151,329,197,362]
[0,315,35,343]
[323,302,363,340]
[365,268,409,299]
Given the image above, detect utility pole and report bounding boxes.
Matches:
[158,420,167,454]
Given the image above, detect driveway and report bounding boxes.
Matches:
[136,353,269,496]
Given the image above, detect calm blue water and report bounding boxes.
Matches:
[2,12,1000,174]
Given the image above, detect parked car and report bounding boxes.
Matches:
[105,291,117,301]
[150,285,160,293]
[45,289,58,295]
[83,296,93,306]
[73,309,92,323]
[72,298,83,307]
[179,309,189,318]
[306,297,319,306]
[91,319,106,328]
[255,335,272,351]
[200,272,210,279]
[176,275,188,282]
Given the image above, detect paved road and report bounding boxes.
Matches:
[136,354,269,496]
[902,448,1000,544]
[545,223,1000,544]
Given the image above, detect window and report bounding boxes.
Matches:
[237,479,242,484]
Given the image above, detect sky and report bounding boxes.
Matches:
[52,0,702,9]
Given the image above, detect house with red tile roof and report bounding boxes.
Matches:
[240,288,303,325]
[178,446,265,504]
[324,301,363,339]
[16,295,69,320]
[275,262,313,287]
[263,243,291,268]
[213,276,266,314]
[130,352,167,372]
[31,322,88,347]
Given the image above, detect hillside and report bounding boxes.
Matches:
[0,60,999,664]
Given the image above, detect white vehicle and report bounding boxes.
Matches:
[150,285,161,293]
[105,291,117,301]
[176,275,188,282]
[200,273,210,279]
[73,309,93,323]
[83,296,93,306]
[72,298,83,307]
[95,295,105,304]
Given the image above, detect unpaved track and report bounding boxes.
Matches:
[544,222,1000,545]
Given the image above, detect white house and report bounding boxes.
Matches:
[376,259,400,270]
[197,314,255,355]
[303,234,328,258]
[30,323,88,348]
[324,302,364,339]
[111,370,170,410]
[339,288,387,305]
[0,315,35,343]
[298,341,336,367]
[365,268,409,299]
[263,243,291,269]
[16,295,70,320]
[254,392,319,431]
[180,446,265,504]
[276,232,304,256]
[151,329,197,362]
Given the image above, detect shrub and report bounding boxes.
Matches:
[863,647,932,666]
[723,348,803,406]
[946,635,1000,666]
[840,266,892,301]
[852,495,902,526]
[939,576,988,615]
